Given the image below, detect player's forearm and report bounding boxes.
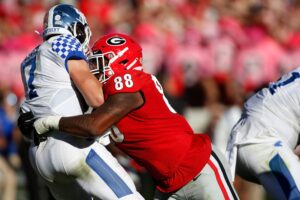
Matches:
[34,92,143,137]
[58,96,131,137]
[80,82,104,108]
[68,59,104,108]
[59,113,111,138]
[58,116,93,137]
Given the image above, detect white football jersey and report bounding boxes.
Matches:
[20,34,87,118]
[238,67,300,148]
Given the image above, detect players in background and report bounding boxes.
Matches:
[225,68,300,200]
[32,33,239,200]
[0,88,21,200]
[19,4,143,200]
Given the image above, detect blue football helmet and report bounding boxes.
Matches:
[43,4,91,54]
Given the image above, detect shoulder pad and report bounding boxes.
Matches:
[51,35,84,59]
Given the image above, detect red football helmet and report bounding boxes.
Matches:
[88,33,143,83]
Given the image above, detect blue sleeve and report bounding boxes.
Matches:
[0,110,17,156]
[51,35,87,72]
[7,122,17,155]
[6,138,17,156]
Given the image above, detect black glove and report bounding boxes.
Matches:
[17,109,35,141]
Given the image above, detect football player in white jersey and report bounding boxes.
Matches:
[226,67,300,200]
[19,4,143,200]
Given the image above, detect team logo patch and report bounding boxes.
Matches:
[54,14,63,26]
[54,14,61,20]
[106,37,126,46]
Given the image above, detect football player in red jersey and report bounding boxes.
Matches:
[32,33,239,200]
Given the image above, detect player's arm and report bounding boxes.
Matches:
[68,59,104,108]
[34,91,144,137]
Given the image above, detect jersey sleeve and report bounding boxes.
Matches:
[51,35,87,72]
[104,70,142,96]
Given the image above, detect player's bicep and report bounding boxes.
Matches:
[91,92,144,132]
[68,59,104,107]
[104,92,144,116]
[59,91,144,137]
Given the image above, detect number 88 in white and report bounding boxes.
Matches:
[114,74,134,90]
[113,73,176,114]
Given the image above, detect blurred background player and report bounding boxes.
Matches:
[19,4,143,200]
[226,66,300,200]
[33,33,239,200]
[0,87,21,200]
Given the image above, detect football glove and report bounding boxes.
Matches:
[17,110,35,141]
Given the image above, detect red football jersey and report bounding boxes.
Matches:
[103,70,212,193]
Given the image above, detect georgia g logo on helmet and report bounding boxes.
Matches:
[106,37,126,46]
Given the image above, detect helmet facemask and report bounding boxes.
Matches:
[88,47,130,83]
[88,52,115,83]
